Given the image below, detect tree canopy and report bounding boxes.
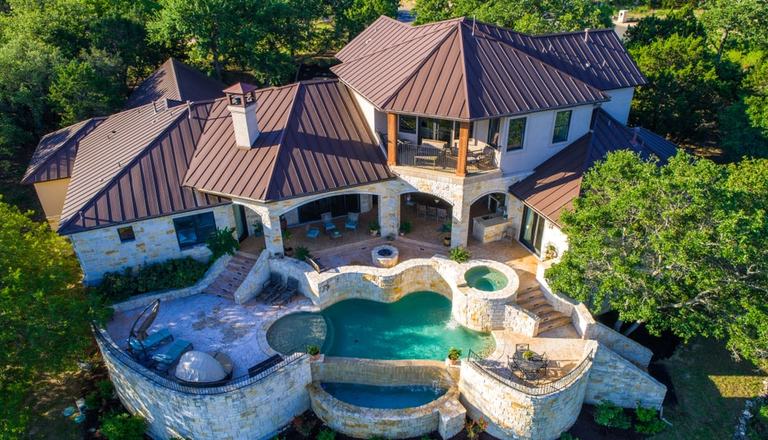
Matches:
[546,151,768,363]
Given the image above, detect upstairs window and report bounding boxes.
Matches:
[399,115,417,135]
[117,226,135,242]
[487,118,501,147]
[506,118,526,151]
[174,212,216,249]
[552,110,572,143]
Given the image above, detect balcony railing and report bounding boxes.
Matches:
[395,141,498,174]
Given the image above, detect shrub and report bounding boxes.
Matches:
[449,246,471,263]
[291,415,316,437]
[399,221,412,234]
[316,429,336,440]
[295,246,311,261]
[85,391,101,410]
[559,434,580,440]
[594,401,631,430]
[634,405,666,435]
[758,404,768,424]
[306,345,320,356]
[206,227,239,260]
[465,417,488,440]
[447,347,462,361]
[97,379,115,401]
[94,257,209,301]
[100,412,147,440]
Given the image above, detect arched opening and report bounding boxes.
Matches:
[468,192,509,244]
[399,192,453,247]
[232,204,266,255]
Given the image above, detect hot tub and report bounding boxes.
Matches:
[464,265,508,291]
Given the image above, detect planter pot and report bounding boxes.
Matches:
[370,229,379,236]
[445,357,460,367]
[443,236,451,247]
[284,247,294,257]
[399,231,405,236]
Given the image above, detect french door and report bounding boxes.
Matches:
[519,206,545,256]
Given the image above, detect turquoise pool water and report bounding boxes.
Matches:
[266,291,494,360]
[464,266,508,291]
[321,382,446,409]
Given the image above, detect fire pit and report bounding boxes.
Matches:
[371,245,399,268]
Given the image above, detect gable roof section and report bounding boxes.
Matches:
[509,109,676,226]
[184,79,394,202]
[333,17,610,120]
[125,58,225,109]
[21,118,104,184]
[58,101,227,234]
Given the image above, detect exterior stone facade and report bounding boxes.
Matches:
[585,344,666,409]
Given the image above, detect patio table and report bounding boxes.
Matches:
[510,349,548,380]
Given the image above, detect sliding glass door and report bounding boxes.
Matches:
[519,206,545,256]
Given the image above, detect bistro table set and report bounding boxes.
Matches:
[508,343,549,381]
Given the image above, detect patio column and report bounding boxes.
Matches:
[387,113,398,166]
[379,191,399,237]
[456,121,470,177]
[450,202,471,248]
[261,211,284,256]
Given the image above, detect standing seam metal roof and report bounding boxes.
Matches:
[124,58,226,109]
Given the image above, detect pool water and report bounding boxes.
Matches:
[267,291,494,359]
[322,382,446,409]
[464,266,508,291]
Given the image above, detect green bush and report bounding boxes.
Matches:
[100,412,147,440]
[97,379,115,401]
[95,257,210,302]
[316,428,336,440]
[368,220,380,231]
[758,404,768,424]
[306,344,320,356]
[634,405,666,435]
[399,221,412,234]
[447,347,462,361]
[206,227,239,260]
[449,246,471,263]
[594,401,631,430]
[295,246,311,261]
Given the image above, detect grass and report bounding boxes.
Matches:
[653,338,767,440]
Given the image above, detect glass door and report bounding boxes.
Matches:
[519,206,545,256]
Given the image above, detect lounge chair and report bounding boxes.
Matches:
[152,339,193,371]
[276,277,300,306]
[262,272,285,291]
[306,256,326,273]
[306,226,320,239]
[320,212,336,232]
[128,328,172,353]
[344,212,359,230]
[248,354,283,378]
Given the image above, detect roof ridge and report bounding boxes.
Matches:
[335,21,458,64]
[457,23,472,119]
[57,105,196,233]
[165,58,183,100]
[261,82,302,201]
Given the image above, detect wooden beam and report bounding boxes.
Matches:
[387,113,398,166]
[456,121,470,177]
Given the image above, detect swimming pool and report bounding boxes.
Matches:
[321,383,447,409]
[464,265,508,292]
[266,291,494,359]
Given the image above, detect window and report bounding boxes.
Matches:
[117,226,135,242]
[418,117,453,144]
[173,212,216,249]
[297,194,361,223]
[399,115,416,134]
[506,118,526,151]
[552,110,572,143]
[487,118,501,147]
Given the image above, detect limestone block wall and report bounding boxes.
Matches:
[448,260,519,331]
[585,322,653,369]
[585,344,666,409]
[459,348,592,440]
[503,304,539,336]
[70,204,235,284]
[233,250,271,304]
[96,328,312,440]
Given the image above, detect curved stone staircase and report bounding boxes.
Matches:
[516,287,572,334]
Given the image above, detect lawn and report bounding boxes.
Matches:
[653,338,767,440]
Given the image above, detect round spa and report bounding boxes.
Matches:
[451,261,520,332]
[464,265,508,291]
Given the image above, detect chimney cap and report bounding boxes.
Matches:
[223,82,258,95]
[224,82,258,107]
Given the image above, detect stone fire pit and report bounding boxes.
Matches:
[371,245,399,268]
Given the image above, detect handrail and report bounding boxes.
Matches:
[466,348,594,397]
[93,324,307,396]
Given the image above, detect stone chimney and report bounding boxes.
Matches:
[223,82,259,148]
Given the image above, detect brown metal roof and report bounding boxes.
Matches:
[125,58,225,109]
[509,109,676,225]
[58,101,227,234]
[184,79,394,202]
[21,118,104,184]
[333,17,610,120]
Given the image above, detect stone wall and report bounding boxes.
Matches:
[585,322,653,369]
[96,328,312,440]
[585,344,666,409]
[232,250,271,304]
[450,260,519,331]
[70,204,235,284]
[503,304,539,336]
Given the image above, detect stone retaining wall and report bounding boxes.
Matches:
[503,304,539,336]
[585,344,666,409]
[584,322,653,369]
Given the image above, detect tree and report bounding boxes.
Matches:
[623,6,705,48]
[0,198,109,435]
[630,34,728,141]
[333,0,399,40]
[546,151,768,363]
[700,0,768,60]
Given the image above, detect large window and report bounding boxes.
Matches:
[506,118,526,151]
[174,212,216,249]
[552,110,572,143]
[297,194,361,223]
[487,118,501,147]
[399,115,417,134]
[117,226,135,243]
[418,117,453,144]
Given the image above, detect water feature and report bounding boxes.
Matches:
[321,382,447,409]
[464,266,508,292]
[267,291,494,359]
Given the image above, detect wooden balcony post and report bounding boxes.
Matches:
[456,121,470,177]
[387,113,398,166]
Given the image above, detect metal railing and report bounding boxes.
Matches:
[93,325,307,396]
[466,348,595,396]
[395,141,497,173]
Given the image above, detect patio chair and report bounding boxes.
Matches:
[515,343,530,353]
[416,204,427,218]
[437,208,448,222]
[248,354,283,378]
[345,212,359,230]
[328,229,342,239]
[306,256,327,273]
[152,339,193,372]
[427,206,438,219]
[129,328,172,354]
[320,212,336,232]
[306,225,320,239]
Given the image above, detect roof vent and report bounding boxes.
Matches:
[584,28,590,43]
[223,82,260,148]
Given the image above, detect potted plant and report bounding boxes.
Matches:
[442,236,451,247]
[368,220,380,236]
[449,246,471,263]
[544,244,558,260]
[295,246,311,262]
[399,221,412,236]
[252,222,263,237]
[441,221,452,233]
[306,344,321,360]
[282,229,293,256]
[522,350,536,361]
[446,347,462,366]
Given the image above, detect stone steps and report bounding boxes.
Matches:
[516,288,572,335]
[204,253,258,300]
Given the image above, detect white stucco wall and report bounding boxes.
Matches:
[69,204,236,284]
[351,88,387,146]
[601,88,634,125]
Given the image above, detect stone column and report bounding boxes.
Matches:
[245,203,284,256]
[450,201,470,248]
[378,191,399,238]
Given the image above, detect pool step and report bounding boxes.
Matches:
[516,288,572,335]
[204,253,258,300]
